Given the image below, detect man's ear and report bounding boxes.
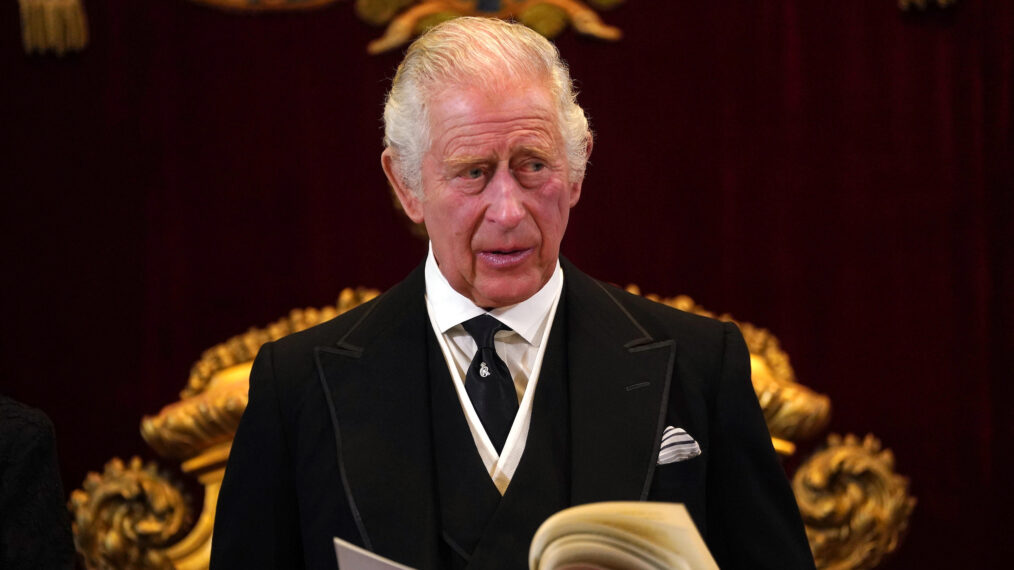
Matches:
[382,148,425,224]
[569,135,593,208]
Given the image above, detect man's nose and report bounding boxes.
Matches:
[485,167,526,227]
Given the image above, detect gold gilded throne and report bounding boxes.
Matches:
[69,287,915,569]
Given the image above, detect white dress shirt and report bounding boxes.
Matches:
[423,244,563,494]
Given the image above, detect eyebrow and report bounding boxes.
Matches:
[515,145,553,159]
[444,155,489,168]
[443,145,554,168]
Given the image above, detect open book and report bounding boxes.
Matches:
[334,502,717,570]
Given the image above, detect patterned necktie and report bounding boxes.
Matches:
[462,314,518,453]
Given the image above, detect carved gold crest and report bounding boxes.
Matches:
[181,0,623,54]
[355,0,623,54]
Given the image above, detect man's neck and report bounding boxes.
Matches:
[423,243,562,344]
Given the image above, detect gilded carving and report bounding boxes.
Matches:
[70,291,380,568]
[142,379,249,460]
[357,1,623,54]
[18,0,89,55]
[793,433,916,569]
[899,0,956,10]
[182,287,379,398]
[176,0,622,53]
[69,457,191,570]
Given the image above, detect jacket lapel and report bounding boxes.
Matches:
[314,263,442,568]
[563,260,677,505]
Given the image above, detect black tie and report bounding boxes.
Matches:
[462,314,518,453]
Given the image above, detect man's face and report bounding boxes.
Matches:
[385,79,585,308]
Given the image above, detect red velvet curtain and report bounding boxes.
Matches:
[3,1,1010,566]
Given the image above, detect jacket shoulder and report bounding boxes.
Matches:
[271,295,379,356]
[269,261,426,360]
[609,283,727,336]
[563,261,730,345]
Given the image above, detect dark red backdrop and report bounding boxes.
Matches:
[3,0,1011,566]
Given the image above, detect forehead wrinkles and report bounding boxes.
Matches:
[437,116,560,161]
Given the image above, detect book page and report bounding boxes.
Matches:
[529,502,718,570]
[333,537,416,570]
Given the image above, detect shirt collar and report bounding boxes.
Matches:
[423,242,563,346]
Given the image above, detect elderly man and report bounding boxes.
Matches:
[211,17,815,570]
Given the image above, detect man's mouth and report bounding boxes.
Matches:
[477,247,535,268]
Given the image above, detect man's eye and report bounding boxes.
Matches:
[518,160,545,173]
[463,167,484,180]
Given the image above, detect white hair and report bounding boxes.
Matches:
[383,17,591,197]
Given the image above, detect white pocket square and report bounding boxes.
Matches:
[657,426,702,465]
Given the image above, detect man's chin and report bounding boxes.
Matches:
[470,276,545,308]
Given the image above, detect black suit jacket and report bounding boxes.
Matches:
[211,260,815,569]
